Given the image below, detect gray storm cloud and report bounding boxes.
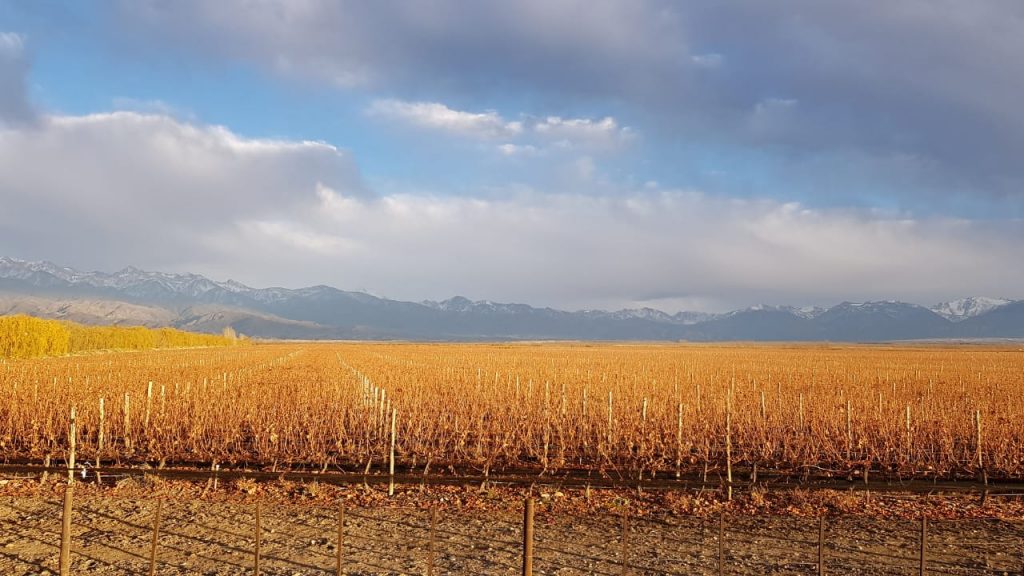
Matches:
[115,1,1024,200]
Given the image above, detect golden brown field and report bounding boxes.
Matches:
[1,342,1022,483]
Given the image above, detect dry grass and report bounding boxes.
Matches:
[1,342,1021,480]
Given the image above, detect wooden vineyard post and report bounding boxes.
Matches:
[97,397,105,483]
[427,506,438,576]
[620,510,630,576]
[845,400,853,459]
[975,409,983,469]
[676,401,683,480]
[59,406,77,576]
[124,393,132,453]
[607,391,614,450]
[144,381,153,434]
[522,497,535,576]
[388,407,397,497]
[919,516,927,576]
[799,393,804,429]
[904,404,912,460]
[542,382,551,471]
[725,389,733,502]
[335,502,345,576]
[718,512,725,576]
[148,499,162,576]
[337,500,350,569]
[818,516,825,576]
[254,502,262,576]
[582,386,588,420]
[379,390,387,436]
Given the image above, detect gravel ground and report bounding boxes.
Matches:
[1,493,1022,576]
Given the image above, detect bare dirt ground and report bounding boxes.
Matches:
[0,477,1022,575]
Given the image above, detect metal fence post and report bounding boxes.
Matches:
[59,476,74,576]
[336,503,345,576]
[522,498,535,576]
[59,407,77,576]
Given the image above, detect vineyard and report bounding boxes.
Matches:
[1,342,1022,484]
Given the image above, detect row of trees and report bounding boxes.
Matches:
[0,314,241,359]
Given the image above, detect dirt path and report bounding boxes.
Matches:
[1,492,1022,576]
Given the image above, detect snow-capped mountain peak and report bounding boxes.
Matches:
[931,297,1011,322]
[221,279,252,293]
[2,257,1023,341]
[423,296,537,315]
[0,257,257,300]
[607,307,675,322]
[722,304,795,317]
[794,306,827,319]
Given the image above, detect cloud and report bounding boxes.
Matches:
[497,143,539,157]
[0,112,363,272]
[227,184,1024,310]
[532,116,634,150]
[367,98,634,155]
[116,0,689,93]
[366,99,522,139]
[0,32,35,125]
[679,2,1024,195]
[5,108,1019,311]
[114,1,1024,199]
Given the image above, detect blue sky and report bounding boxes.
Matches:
[1,1,1023,311]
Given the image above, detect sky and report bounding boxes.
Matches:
[1,1,1023,313]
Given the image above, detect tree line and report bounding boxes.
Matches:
[0,314,242,359]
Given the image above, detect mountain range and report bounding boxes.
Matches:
[1,257,1021,341]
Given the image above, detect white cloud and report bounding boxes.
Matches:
[533,115,634,150]
[367,98,634,155]
[0,112,362,271]
[366,99,522,139]
[232,182,1024,311]
[1,110,1022,311]
[497,143,539,157]
[250,221,356,255]
[231,182,1024,310]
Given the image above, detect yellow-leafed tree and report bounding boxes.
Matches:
[0,314,240,359]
